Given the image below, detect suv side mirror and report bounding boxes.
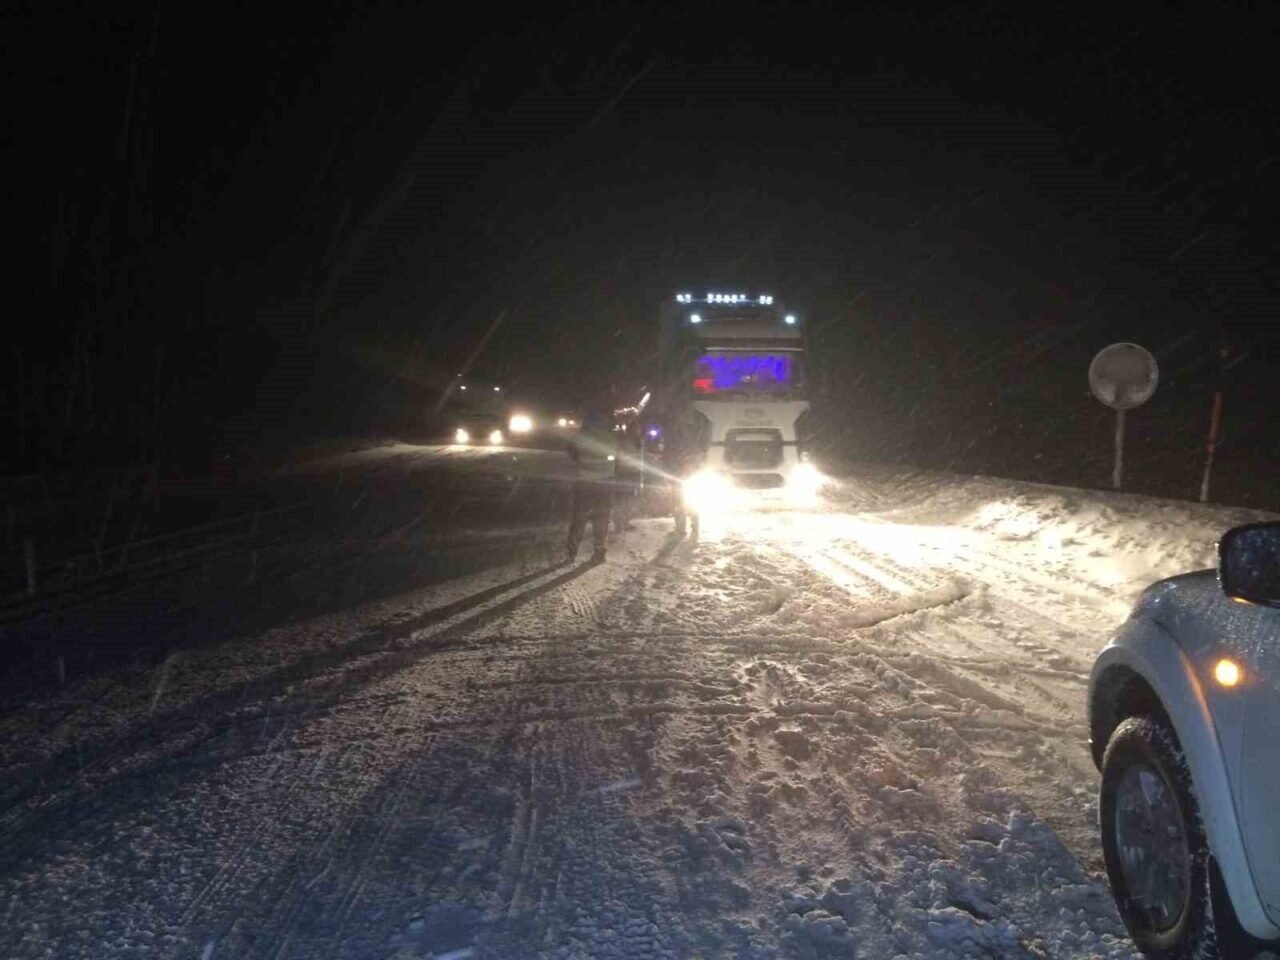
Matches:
[1219,522,1280,608]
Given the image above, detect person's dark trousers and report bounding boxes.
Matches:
[673,500,699,538]
[613,470,639,530]
[567,478,613,560]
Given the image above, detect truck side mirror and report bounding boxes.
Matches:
[1219,522,1280,608]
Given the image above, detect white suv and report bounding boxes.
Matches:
[1089,522,1280,959]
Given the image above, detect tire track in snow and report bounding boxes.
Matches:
[0,562,600,847]
[760,539,970,629]
[751,529,1111,882]
[178,744,324,931]
[946,541,1131,626]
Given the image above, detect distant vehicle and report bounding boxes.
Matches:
[1088,521,1280,959]
[439,377,507,446]
[655,291,823,514]
[450,411,504,447]
[438,375,583,449]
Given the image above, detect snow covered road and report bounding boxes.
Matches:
[1,455,1271,959]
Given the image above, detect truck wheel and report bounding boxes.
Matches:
[1099,715,1215,959]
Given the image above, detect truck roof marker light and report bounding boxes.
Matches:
[690,313,702,324]
[784,314,797,325]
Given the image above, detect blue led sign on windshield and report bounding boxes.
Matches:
[693,353,794,394]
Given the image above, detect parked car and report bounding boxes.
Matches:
[1089,521,1280,959]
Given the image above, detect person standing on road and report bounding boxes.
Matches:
[565,406,616,563]
[612,423,642,532]
[664,413,703,539]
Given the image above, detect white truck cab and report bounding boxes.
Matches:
[658,291,821,510]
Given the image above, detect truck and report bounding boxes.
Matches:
[653,290,822,512]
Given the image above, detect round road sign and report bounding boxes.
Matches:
[1089,342,1158,410]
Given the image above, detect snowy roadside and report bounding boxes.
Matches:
[0,459,1271,959]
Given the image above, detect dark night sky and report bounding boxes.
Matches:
[11,2,1280,502]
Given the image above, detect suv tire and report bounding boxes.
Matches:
[1099,715,1215,959]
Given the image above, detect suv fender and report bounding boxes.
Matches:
[1090,619,1280,942]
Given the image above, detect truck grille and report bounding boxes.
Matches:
[725,429,783,468]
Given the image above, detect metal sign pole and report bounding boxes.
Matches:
[1113,408,1125,490]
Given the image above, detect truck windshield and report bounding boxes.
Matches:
[691,352,804,398]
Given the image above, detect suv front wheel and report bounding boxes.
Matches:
[1099,715,1215,959]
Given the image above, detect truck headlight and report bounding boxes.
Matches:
[454,428,470,444]
[788,462,825,498]
[683,470,733,514]
[488,429,503,445]
[509,414,533,434]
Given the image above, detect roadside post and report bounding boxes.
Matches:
[1199,344,1229,503]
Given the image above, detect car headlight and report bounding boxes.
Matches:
[509,414,533,434]
[683,470,733,514]
[787,461,825,498]
[488,429,503,445]
[454,428,470,444]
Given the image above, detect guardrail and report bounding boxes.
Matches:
[0,500,311,622]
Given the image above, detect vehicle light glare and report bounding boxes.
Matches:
[683,470,733,514]
[784,314,796,325]
[788,462,825,498]
[690,313,702,324]
[453,428,470,444]
[1213,658,1242,688]
[488,429,503,445]
[557,417,569,428]
[509,414,533,434]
